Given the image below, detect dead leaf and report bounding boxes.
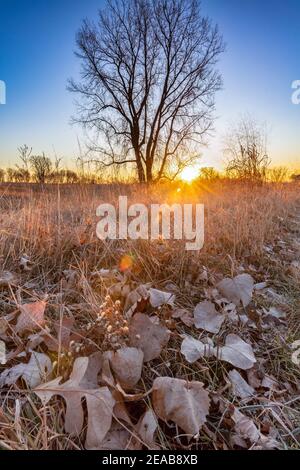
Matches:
[129,313,170,362]
[136,409,158,449]
[171,308,194,327]
[35,354,115,448]
[0,340,6,365]
[148,288,175,308]
[181,336,214,363]
[194,301,225,333]
[228,369,255,399]
[15,301,46,335]
[105,347,144,390]
[152,377,210,437]
[19,254,32,272]
[232,407,260,443]
[217,274,254,307]
[44,316,75,351]
[124,285,150,318]
[99,423,140,450]
[0,271,17,287]
[0,352,52,388]
[217,334,256,370]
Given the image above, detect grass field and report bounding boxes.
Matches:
[0,181,300,450]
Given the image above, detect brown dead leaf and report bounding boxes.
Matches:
[181,335,215,363]
[217,334,256,370]
[171,308,194,327]
[124,285,150,318]
[98,423,141,450]
[152,377,210,437]
[0,271,17,287]
[35,354,115,448]
[217,274,254,307]
[228,369,255,399]
[194,301,225,333]
[0,352,52,389]
[129,313,170,362]
[105,347,144,390]
[15,301,46,335]
[148,288,175,308]
[136,409,159,449]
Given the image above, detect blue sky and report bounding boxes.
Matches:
[0,0,299,169]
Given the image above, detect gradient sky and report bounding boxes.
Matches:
[0,0,300,170]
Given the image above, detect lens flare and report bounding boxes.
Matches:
[119,254,134,272]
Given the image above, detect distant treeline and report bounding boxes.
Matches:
[0,166,104,184]
[1,145,299,185]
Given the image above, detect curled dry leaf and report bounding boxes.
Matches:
[15,301,46,335]
[104,347,144,390]
[228,369,255,399]
[217,274,254,307]
[129,313,170,362]
[171,308,194,327]
[35,354,115,449]
[194,301,225,333]
[0,271,17,287]
[44,317,75,351]
[181,336,214,363]
[99,423,141,450]
[136,409,158,449]
[152,377,210,437]
[181,334,255,371]
[148,288,175,308]
[0,352,52,389]
[19,254,33,272]
[231,407,281,449]
[0,340,6,365]
[232,407,260,444]
[124,285,150,318]
[217,334,256,370]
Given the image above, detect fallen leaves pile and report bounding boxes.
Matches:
[1,253,299,452]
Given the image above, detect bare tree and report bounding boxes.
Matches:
[69,0,224,183]
[16,144,32,182]
[30,154,52,184]
[224,117,270,182]
[268,166,289,183]
[0,169,5,182]
[198,166,220,181]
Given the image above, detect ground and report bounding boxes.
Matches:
[0,181,299,450]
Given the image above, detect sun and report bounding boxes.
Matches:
[180,166,198,183]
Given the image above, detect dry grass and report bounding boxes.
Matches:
[0,180,300,450]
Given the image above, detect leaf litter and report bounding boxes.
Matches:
[0,247,299,450]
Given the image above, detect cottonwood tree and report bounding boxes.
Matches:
[30,154,52,184]
[69,0,224,182]
[225,117,270,182]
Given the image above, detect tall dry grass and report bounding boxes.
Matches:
[0,181,300,450]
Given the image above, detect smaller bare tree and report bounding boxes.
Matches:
[30,154,52,184]
[268,166,289,183]
[16,144,32,182]
[224,117,270,182]
[0,168,5,182]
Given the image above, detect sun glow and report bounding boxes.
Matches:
[180,166,199,183]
